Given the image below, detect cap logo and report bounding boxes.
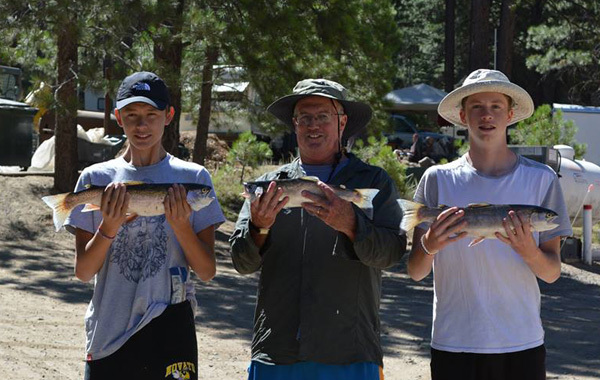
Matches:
[132,82,151,92]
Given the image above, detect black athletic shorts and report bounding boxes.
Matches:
[84,301,198,380]
[431,345,546,380]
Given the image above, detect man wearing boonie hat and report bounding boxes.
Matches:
[66,71,225,379]
[230,79,406,380]
[407,69,571,380]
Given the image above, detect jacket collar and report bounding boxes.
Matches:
[273,153,371,184]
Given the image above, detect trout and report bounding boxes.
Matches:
[42,182,214,231]
[243,177,379,209]
[398,199,559,247]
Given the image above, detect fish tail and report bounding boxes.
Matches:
[397,199,425,232]
[41,193,71,231]
[354,189,380,209]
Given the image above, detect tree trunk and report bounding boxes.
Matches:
[153,0,184,156]
[193,46,219,165]
[497,0,516,77]
[54,6,79,193]
[444,0,456,92]
[103,56,119,135]
[468,0,492,71]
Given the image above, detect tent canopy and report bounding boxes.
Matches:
[384,83,447,112]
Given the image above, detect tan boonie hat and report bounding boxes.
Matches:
[438,69,534,127]
[267,78,373,140]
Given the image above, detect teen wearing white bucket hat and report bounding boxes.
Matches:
[407,69,571,380]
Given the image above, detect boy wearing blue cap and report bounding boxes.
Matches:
[66,71,225,380]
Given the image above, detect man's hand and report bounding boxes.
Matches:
[301,181,357,240]
[250,181,289,229]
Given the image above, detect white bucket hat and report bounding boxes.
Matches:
[438,69,534,127]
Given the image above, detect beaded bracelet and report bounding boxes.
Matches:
[420,235,437,256]
[98,229,116,241]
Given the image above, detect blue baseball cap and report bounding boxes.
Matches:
[116,71,170,110]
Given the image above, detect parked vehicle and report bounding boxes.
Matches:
[0,66,38,169]
[385,114,451,150]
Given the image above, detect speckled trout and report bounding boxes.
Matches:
[243,176,379,209]
[42,182,214,231]
[398,199,559,247]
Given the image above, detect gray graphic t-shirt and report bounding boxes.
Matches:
[66,154,225,360]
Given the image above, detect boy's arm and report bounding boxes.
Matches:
[496,210,561,283]
[407,207,468,281]
[172,224,216,282]
[165,184,216,282]
[74,183,131,282]
[407,227,434,281]
[75,227,113,282]
[522,237,561,283]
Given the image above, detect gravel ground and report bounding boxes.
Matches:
[0,174,599,379]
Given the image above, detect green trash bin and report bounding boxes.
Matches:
[0,98,38,168]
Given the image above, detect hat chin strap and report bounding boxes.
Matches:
[325,99,343,183]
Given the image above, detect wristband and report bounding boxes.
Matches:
[249,222,270,235]
[98,229,116,240]
[420,235,437,256]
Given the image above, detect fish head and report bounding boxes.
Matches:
[242,182,264,202]
[187,186,214,211]
[530,208,559,232]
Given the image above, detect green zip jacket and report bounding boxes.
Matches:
[229,154,406,366]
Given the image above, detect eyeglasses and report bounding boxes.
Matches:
[293,113,344,127]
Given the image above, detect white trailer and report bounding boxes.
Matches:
[553,103,600,165]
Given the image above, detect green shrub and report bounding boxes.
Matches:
[511,104,586,159]
[212,160,279,221]
[227,131,273,183]
[353,136,415,198]
[211,162,245,221]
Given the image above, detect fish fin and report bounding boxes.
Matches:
[81,204,101,212]
[353,189,380,209]
[468,236,486,247]
[438,204,447,208]
[300,176,320,182]
[41,193,71,231]
[466,203,491,208]
[397,199,425,232]
[122,181,145,186]
[188,192,215,211]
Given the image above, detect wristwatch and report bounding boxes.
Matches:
[249,222,270,235]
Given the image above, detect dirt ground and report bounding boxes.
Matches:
[1,174,599,379]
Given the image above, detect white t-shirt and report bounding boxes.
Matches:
[66,154,225,360]
[414,155,571,353]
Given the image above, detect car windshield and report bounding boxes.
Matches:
[390,116,416,133]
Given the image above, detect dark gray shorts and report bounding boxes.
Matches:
[85,301,198,380]
[431,345,546,380]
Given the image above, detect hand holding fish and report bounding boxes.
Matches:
[421,207,468,254]
[98,183,133,237]
[249,181,289,230]
[301,181,357,241]
[495,210,539,258]
[164,184,193,230]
